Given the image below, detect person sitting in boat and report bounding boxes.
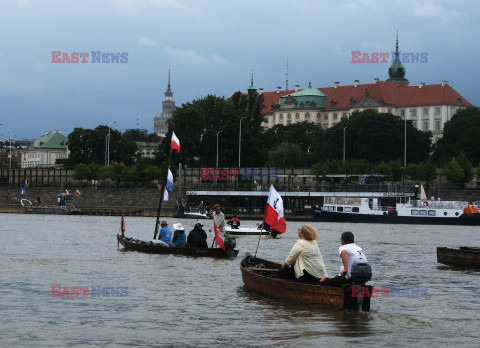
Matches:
[279,225,328,282]
[187,223,208,248]
[227,215,241,229]
[320,231,367,287]
[158,220,173,245]
[213,204,226,237]
[172,223,187,247]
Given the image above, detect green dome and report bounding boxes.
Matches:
[278,82,327,109]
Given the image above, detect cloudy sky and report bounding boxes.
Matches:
[0,0,479,139]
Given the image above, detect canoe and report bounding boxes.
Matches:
[437,247,480,268]
[240,254,371,311]
[117,234,239,258]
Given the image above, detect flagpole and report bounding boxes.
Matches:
[154,126,174,239]
[254,207,268,258]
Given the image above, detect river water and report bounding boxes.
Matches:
[1,213,479,347]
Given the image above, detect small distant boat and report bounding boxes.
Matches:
[184,209,211,219]
[20,197,82,215]
[437,247,480,268]
[240,254,372,311]
[117,234,239,258]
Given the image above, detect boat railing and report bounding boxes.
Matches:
[406,200,468,209]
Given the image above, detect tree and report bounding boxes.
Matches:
[123,129,160,142]
[374,160,403,182]
[443,161,465,187]
[404,161,437,188]
[457,151,473,184]
[314,109,432,164]
[433,107,480,165]
[266,142,305,167]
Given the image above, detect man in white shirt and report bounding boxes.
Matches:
[339,231,367,278]
[213,204,225,237]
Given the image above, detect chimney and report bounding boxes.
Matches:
[374,78,379,84]
[334,81,340,89]
[295,85,300,92]
[418,82,425,88]
[259,88,263,94]
[354,80,359,87]
[277,86,282,93]
[442,80,448,87]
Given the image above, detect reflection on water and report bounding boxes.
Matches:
[0,213,479,346]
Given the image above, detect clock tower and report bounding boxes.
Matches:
[154,69,176,137]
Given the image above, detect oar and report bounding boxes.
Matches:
[254,222,265,258]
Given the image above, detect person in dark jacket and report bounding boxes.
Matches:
[172,223,187,247]
[187,223,208,248]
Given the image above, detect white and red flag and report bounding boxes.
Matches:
[263,185,286,234]
[213,220,226,251]
[171,132,180,152]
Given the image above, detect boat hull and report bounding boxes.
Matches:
[225,226,271,237]
[240,256,371,311]
[314,211,480,226]
[117,235,238,258]
[437,247,480,268]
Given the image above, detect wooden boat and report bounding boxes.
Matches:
[240,254,371,311]
[21,198,82,215]
[117,234,239,258]
[437,247,480,268]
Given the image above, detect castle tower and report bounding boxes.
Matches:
[386,32,409,86]
[154,69,176,137]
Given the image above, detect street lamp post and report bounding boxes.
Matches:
[8,135,16,169]
[343,127,347,162]
[238,117,246,168]
[107,121,117,166]
[216,131,223,168]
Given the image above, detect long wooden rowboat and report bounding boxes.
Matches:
[437,247,480,268]
[117,235,239,258]
[240,255,371,311]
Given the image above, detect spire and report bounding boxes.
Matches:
[248,69,256,91]
[167,68,171,92]
[286,58,289,90]
[308,81,312,88]
[387,31,409,86]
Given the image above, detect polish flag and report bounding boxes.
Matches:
[171,132,180,152]
[263,185,286,234]
[213,221,226,251]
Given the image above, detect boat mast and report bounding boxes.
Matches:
[153,125,174,239]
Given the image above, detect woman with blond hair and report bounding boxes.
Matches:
[279,225,328,282]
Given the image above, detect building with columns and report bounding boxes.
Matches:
[257,37,473,143]
[153,69,176,137]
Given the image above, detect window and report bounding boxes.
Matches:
[352,207,360,213]
[317,113,321,119]
[295,113,300,119]
[411,108,417,116]
[423,121,429,131]
[306,113,310,119]
[428,210,436,216]
[333,113,338,120]
[413,121,417,128]
[342,112,347,118]
[411,210,419,215]
[400,109,405,116]
[419,210,427,216]
[279,114,283,120]
[344,207,352,212]
[337,206,344,212]
[435,107,440,115]
[287,113,291,119]
[324,114,328,120]
[423,108,428,116]
[435,120,441,131]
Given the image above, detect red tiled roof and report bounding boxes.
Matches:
[258,81,473,114]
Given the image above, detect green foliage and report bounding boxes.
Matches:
[443,161,465,187]
[67,126,138,166]
[120,166,139,183]
[312,159,342,176]
[123,129,160,142]
[457,151,473,183]
[267,142,305,167]
[72,163,100,180]
[314,109,431,164]
[98,163,124,187]
[339,159,373,175]
[433,107,480,165]
[404,161,437,186]
[144,165,163,181]
[374,160,403,182]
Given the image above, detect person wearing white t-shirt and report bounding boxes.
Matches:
[339,231,367,278]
